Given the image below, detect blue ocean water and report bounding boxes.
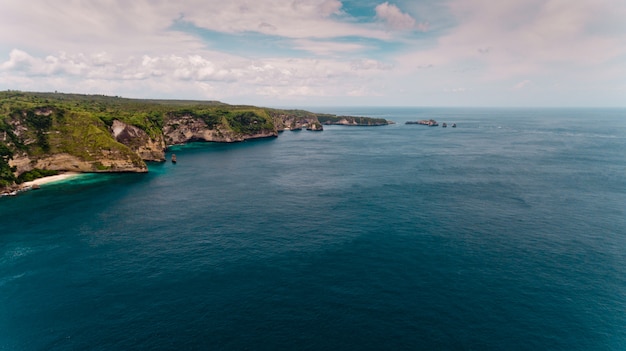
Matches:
[1,108,625,350]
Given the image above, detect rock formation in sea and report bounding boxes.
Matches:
[306,121,324,131]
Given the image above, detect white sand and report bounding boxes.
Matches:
[22,172,82,187]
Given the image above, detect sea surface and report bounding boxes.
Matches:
[1,107,625,350]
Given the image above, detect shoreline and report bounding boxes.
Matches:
[21,172,82,188]
[1,172,83,197]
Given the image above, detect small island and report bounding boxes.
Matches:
[406,119,439,126]
[405,119,456,128]
[0,91,390,195]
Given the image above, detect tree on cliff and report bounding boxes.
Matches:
[0,143,17,187]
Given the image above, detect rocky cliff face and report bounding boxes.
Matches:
[272,113,323,132]
[4,110,148,177]
[163,115,278,144]
[111,120,165,162]
[318,116,390,126]
[335,118,359,125]
[10,151,147,174]
[306,121,324,131]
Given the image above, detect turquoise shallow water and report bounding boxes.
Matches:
[1,108,626,350]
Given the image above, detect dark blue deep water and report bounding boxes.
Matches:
[1,108,626,350]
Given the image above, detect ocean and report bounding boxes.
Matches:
[1,107,625,350]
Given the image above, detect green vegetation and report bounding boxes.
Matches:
[16,168,59,183]
[266,108,319,119]
[225,109,274,134]
[0,91,275,139]
[0,143,16,187]
[50,110,140,161]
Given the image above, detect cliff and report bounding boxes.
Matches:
[0,91,389,192]
[1,105,147,182]
[267,110,323,131]
[316,115,390,126]
[0,92,294,190]
[111,120,165,161]
[163,111,277,144]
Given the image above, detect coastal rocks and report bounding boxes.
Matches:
[405,119,456,127]
[163,115,210,144]
[271,113,319,132]
[406,119,439,126]
[336,118,357,125]
[306,121,324,131]
[111,120,166,162]
[0,184,24,197]
[10,152,147,175]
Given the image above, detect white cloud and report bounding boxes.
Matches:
[0,47,393,102]
[0,0,625,106]
[258,22,278,31]
[513,80,531,90]
[0,0,397,57]
[179,0,391,40]
[347,86,383,97]
[444,87,466,93]
[0,1,186,54]
[439,0,625,72]
[0,49,34,71]
[350,59,393,71]
[0,50,95,76]
[318,0,344,17]
[375,2,417,30]
[396,0,626,88]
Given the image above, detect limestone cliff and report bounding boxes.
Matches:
[10,151,147,174]
[317,115,390,126]
[269,111,323,132]
[306,121,324,131]
[163,114,278,145]
[111,120,165,162]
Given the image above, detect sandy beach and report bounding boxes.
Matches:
[21,172,82,187]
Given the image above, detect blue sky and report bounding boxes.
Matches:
[1,0,625,107]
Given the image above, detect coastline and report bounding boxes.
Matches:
[21,172,82,187]
[1,172,83,197]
